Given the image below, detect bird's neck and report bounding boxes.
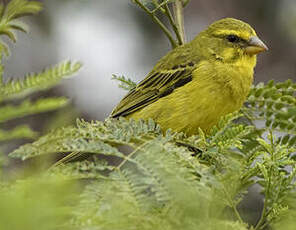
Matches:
[212,54,256,105]
[227,55,256,101]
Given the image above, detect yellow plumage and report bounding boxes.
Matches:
[111,18,268,136]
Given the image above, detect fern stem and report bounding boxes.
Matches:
[254,194,268,230]
[116,142,147,170]
[254,131,276,230]
[233,205,244,224]
[221,182,244,224]
[254,160,272,230]
[116,150,137,170]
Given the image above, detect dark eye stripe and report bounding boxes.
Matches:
[226,35,241,43]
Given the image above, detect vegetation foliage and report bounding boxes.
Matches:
[1,1,296,230]
[0,0,81,144]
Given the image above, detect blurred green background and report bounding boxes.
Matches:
[4,0,296,120]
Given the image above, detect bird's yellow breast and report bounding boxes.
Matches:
[129,58,255,136]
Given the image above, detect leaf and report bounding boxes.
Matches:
[0,61,82,102]
[0,28,16,42]
[246,79,296,135]
[0,125,38,142]
[9,137,125,161]
[257,138,273,153]
[49,157,114,180]
[8,20,29,33]
[0,0,42,54]
[112,74,137,91]
[0,97,69,123]
[3,0,42,20]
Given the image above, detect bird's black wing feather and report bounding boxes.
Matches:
[111,63,195,118]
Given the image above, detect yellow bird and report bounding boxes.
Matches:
[111,18,268,136]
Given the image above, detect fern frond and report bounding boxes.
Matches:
[212,124,254,151]
[112,74,137,91]
[185,112,255,161]
[70,138,225,230]
[276,134,296,146]
[76,118,162,145]
[70,175,147,228]
[0,41,9,58]
[246,80,296,135]
[0,125,37,141]
[0,97,69,123]
[209,111,244,137]
[0,0,42,56]
[117,168,156,209]
[0,61,82,102]
[70,136,248,230]
[235,131,296,228]
[9,136,125,160]
[128,140,174,204]
[9,118,161,160]
[49,157,114,180]
[3,0,42,20]
[129,139,216,208]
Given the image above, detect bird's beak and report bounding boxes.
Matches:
[245,36,268,55]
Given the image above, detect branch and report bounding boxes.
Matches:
[173,0,186,44]
[132,0,190,48]
[133,0,178,48]
[163,4,183,45]
[0,51,3,86]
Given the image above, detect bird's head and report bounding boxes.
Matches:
[199,18,268,64]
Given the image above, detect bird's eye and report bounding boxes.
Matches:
[226,35,240,43]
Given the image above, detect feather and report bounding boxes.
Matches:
[111,61,196,118]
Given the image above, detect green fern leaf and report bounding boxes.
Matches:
[0,61,82,102]
[246,80,296,135]
[112,74,137,91]
[3,0,42,20]
[9,136,125,160]
[0,97,69,123]
[9,118,162,160]
[0,0,42,56]
[49,157,114,180]
[0,125,37,141]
